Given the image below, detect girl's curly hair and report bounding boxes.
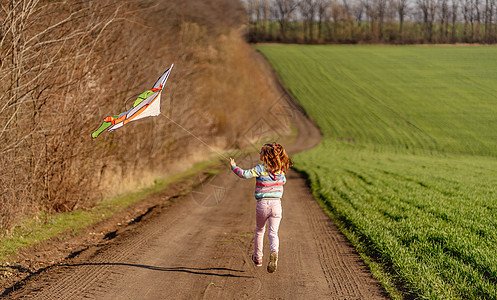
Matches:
[260,142,293,173]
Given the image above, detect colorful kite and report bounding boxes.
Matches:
[91,64,174,138]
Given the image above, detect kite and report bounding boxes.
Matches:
[91,64,174,138]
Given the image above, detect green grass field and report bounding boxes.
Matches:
[257,45,497,299]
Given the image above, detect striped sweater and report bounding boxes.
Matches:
[231,164,286,200]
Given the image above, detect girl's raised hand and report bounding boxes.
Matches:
[230,158,236,167]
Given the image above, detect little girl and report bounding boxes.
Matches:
[230,142,292,273]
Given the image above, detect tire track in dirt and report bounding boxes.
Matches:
[13,206,186,299]
[294,174,384,298]
[4,52,388,299]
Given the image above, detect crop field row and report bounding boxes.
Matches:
[257,45,497,299]
[259,45,497,157]
[295,142,497,298]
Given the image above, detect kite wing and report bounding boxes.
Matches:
[91,64,174,138]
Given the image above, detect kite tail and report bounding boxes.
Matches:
[91,114,120,138]
[91,121,112,138]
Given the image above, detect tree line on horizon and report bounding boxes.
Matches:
[244,0,497,44]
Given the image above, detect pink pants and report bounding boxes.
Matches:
[254,199,282,258]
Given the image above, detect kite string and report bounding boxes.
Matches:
[158,91,288,163]
[160,113,230,161]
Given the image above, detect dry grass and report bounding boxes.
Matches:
[0,0,288,237]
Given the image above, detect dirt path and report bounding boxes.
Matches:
[3,57,388,299]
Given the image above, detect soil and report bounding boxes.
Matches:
[0,53,389,299]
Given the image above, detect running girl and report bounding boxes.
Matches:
[230,142,292,273]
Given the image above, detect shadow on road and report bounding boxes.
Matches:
[66,262,252,278]
[0,262,252,298]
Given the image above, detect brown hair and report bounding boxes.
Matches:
[260,142,293,173]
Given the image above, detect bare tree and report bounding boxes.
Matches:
[417,0,437,42]
[376,0,388,40]
[245,0,257,41]
[363,0,376,39]
[274,0,299,40]
[353,0,366,26]
[300,0,318,42]
[450,0,459,42]
[396,0,409,40]
[359,0,369,39]
[462,0,474,41]
[438,0,450,42]
[484,0,495,42]
[317,0,331,40]
[475,0,481,41]
[342,0,356,41]
[329,1,343,40]
[263,0,270,39]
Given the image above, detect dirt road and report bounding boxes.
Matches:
[3,58,388,299]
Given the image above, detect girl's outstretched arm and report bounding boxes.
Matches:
[230,158,261,179]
